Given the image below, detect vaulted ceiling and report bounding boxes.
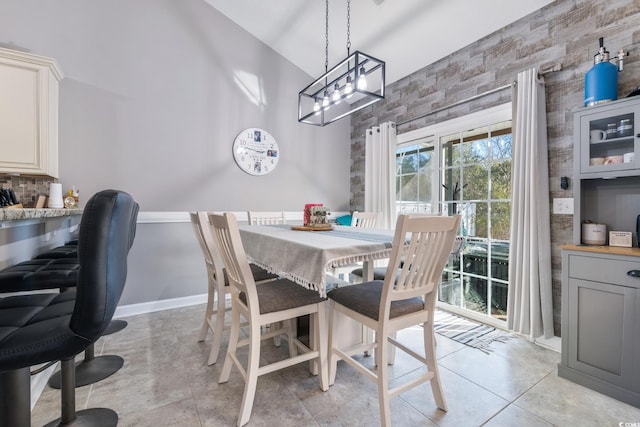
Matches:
[205,0,555,85]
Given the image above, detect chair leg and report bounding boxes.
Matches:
[237,321,261,427]
[59,358,77,424]
[388,331,397,365]
[424,322,447,411]
[198,283,216,342]
[44,357,118,427]
[0,367,30,427]
[207,288,225,365]
[219,302,240,384]
[315,305,329,391]
[376,332,391,427]
[327,301,339,386]
[272,322,282,347]
[287,319,297,358]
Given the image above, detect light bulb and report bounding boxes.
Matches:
[344,76,353,97]
[357,66,367,90]
[322,90,330,109]
[332,83,341,103]
[313,98,320,112]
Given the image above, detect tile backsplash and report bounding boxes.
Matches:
[0,175,56,208]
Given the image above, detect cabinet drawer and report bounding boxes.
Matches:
[568,253,640,289]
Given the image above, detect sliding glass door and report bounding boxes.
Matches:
[439,121,512,322]
[395,106,512,324]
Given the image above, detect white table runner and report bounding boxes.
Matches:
[238,224,395,296]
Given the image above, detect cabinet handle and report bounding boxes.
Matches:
[627,270,640,278]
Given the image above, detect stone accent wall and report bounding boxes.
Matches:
[0,175,56,208]
[350,0,640,335]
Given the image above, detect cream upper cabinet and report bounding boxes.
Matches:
[0,47,64,177]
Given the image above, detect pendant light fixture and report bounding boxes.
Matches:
[298,0,385,126]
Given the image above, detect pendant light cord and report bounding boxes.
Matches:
[346,0,351,56]
[325,0,329,73]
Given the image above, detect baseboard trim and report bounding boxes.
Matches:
[114,293,208,318]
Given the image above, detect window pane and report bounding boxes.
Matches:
[463,276,488,315]
[460,202,487,238]
[491,134,512,161]
[490,242,509,281]
[396,141,435,216]
[399,175,418,202]
[462,138,489,165]
[441,168,460,202]
[441,133,462,167]
[491,281,508,320]
[491,202,511,240]
[439,271,461,306]
[463,164,488,200]
[490,160,511,200]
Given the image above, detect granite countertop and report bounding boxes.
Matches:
[0,208,82,222]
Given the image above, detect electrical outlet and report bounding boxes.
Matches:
[553,198,574,214]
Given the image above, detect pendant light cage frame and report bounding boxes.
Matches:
[298,0,385,126]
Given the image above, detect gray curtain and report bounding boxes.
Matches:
[507,68,554,339]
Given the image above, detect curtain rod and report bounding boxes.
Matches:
[396,63,562,129]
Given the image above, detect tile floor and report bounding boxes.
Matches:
[31,304,640,426]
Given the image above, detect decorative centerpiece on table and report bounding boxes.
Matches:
[294,203,333,231]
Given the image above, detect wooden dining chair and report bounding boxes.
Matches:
[247,210,286,225]
[209,212,328,427]
[247,210,289,344]
[350,211,379,228]
[349,211,386,281]
[327,214,461,427]
[190,212,277,365]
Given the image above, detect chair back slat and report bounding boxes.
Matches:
[190,212,214,266]
[209,213,257,302]
[190,211,226,287]
[351,211,379,228]
[381,214,461,314]
[248,211,286,225]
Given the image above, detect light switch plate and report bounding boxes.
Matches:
[553,198,574,214]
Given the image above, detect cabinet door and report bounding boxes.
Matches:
[635,289,640,393]
[577,101,639,176]
[567,278,636,388]
[0,48,62,177]
[0,63,40,171]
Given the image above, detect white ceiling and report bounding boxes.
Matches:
[205,0,554,85]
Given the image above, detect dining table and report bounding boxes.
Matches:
[238,223,397,297]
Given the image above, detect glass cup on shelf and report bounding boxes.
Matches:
[606,123,617,139]
[617,118,633,137]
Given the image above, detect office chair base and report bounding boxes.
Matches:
[43,408,118,427]
[48,355,124,389]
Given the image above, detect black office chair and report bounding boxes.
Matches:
[0,189,139,427]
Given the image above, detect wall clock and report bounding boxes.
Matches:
[232,128,279,176]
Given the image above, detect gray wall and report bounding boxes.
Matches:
[0,0,351,305]
[349,0,640,335]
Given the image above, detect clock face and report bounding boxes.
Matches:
[232,128,279,176]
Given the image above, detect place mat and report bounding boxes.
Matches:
[433,309,513,353]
